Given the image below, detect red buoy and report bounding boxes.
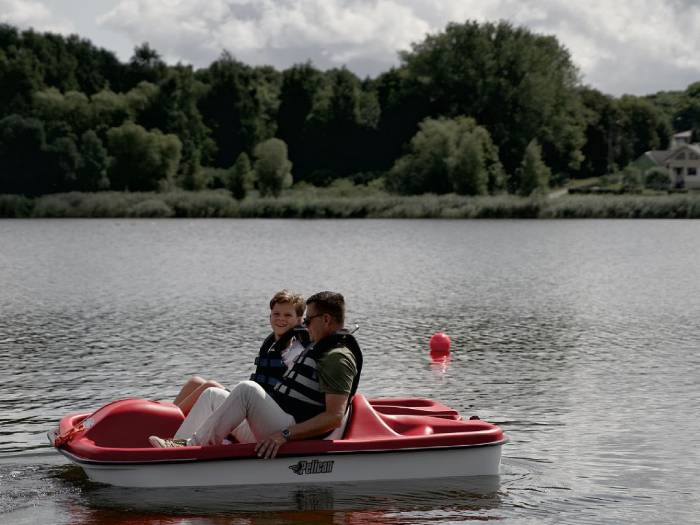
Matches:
[429,332,451,355]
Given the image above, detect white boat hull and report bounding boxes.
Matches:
[62,444,503,488]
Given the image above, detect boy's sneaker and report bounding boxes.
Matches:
[148,435,188,448]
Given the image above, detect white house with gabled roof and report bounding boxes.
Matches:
[633,130,700,189]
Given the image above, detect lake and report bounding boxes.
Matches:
[1,218,699,524]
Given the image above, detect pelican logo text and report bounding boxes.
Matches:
[288,459,334,475]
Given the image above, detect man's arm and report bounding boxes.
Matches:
[255,393,348,459]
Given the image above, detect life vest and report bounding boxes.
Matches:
[250,326,310,394]
[271,330,363,423]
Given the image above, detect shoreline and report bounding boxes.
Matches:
[2,190,700,219]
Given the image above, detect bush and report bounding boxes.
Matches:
[254,138,292,197]
[644,167,671,191]
[0,194,33,217]
[620,166,643,192]
[126,199,174,218]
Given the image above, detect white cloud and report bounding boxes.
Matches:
[0,0,73,33]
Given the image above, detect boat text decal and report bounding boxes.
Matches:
[289,459,334,475]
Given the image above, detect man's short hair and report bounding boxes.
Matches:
[270,289,305,316]
[306,291,345,325]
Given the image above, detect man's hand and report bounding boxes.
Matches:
[255,431,287,459]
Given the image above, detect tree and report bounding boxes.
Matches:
[0,46,43,116]
[518,139,551,195]
[106,122,182,191]
[0,114,48,195]
[228,152,255,199]
[387,116,504,195]
[276,62,325,180]
[254,138,292,197]
[617,96,672,166]
[644,167,671,191]
[45,136,81,192]
[128,43,167,85]
[77,130,110,191]
[398,20,586,180]
[197,52,276,168]
[674,81,700,138]
[577,87,624,177]
[137,66,214,179]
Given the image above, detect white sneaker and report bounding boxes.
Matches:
[148,435,188,448]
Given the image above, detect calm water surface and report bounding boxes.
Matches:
[1,218,699,524]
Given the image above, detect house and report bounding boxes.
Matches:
[633,130,700,189]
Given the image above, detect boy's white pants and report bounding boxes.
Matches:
[173,381,295,446]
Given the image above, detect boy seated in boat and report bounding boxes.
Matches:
[171,289,308,414]
[149,291,363,459]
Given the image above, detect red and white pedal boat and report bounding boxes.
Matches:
[49,394,505,488]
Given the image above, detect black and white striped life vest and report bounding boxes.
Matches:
[250,326,310,394]
[271,330,363,423]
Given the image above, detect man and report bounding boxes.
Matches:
[149,291,362,459]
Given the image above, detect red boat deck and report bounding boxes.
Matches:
[55,395,504,464]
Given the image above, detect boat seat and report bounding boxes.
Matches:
[343,394,400,439]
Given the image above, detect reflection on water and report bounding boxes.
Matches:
[2,219,700,523]
[4,461,501,524]
[74,474,501,515]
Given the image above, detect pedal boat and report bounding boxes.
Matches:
[49,394,505,488]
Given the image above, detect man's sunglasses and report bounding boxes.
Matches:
[302,314,323,326]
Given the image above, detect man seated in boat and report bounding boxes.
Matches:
[171,289,309,415]
[149,291,363,459]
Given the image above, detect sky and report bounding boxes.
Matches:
[1,0,699,97]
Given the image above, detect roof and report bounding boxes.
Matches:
[646,150,671,164]
[674,130,693,139]
[639,144,700,166]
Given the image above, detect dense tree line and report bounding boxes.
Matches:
[1,22,699,198]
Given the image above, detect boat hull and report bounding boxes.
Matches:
[61,443,503,488]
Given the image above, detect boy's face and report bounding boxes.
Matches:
[269,302,302,338]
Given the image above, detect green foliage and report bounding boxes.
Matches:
[644,167,671,191]
[77,130,110,191]
[228,152,255,200]
[388,117,503,195]
[0,114,48,195]
[616,96,672,166]
[197,52,278,168]
[2,20,700,201]
[398,20,586,178]
[578,87,621,177]
[518,140,551,195]
[106,122,182,191]
[276,62,325,180]
[0,193,33,216]
[0,45,43,116]
[254,138,292,197]
[620,165,643,192]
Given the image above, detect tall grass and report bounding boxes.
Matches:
[2,190,700,219]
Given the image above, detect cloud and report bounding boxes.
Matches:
[0,0,73,34]
[91,0,700,95]
[98,0,430,76]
